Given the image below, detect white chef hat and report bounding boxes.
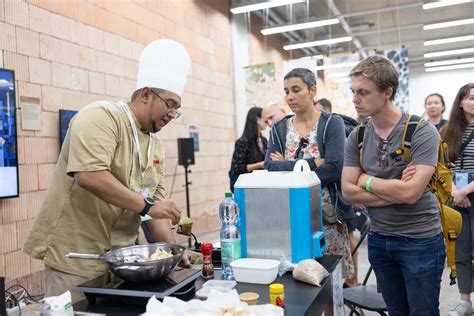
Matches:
[136,39,191,97]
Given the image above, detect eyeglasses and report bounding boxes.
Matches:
[295,138,309,159]
[376,138,389,169]
[150,89,182,119]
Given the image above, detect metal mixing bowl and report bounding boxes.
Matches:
[106,243,185,283]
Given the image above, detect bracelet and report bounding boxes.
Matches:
[365,176,375,192]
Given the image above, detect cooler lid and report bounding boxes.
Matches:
[234,160,321,189]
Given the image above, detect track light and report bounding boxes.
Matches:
[284,36,352,50]
[230,0,305,14]
[423,0,473,10]
[424,18,474,30]
[262,19,340,35]
[424,57,474,67]
[425,63,474,72]
[424,35,474,46]
[424,47,474,58]
[300,55,325,60]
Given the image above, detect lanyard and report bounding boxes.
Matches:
[119,101,153,185]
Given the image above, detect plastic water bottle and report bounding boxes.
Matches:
[219,192,241,279]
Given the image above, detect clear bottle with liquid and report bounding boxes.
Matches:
[219,192,241,279]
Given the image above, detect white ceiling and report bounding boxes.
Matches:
[231,0,474,66]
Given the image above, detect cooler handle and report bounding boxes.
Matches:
[293,159,311,173]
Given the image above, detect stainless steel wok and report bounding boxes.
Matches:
[66,243,185,283]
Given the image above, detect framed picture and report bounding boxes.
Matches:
[0,68,19,199]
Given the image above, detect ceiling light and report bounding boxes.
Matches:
[425,62,474,72]
[230,0,305,14]
[424,18,474,30]
[424,35,474,46]
[424,47,474,58]
[300,55,324,60]
[318,62,358,70]
[425,57,474,67]
[284,36,352,50]
[262,19,339,35]
[423,0,473,10]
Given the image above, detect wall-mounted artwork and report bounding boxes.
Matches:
[245,63,277,110]
[0,68,19,199]
[321,53,360,117]
[385,48,409,112]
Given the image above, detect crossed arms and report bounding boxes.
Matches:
[341,164,435,207]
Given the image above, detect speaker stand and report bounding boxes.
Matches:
[183,164,192,248]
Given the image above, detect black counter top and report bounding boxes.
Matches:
[73,255,341,315]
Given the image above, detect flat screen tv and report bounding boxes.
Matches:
[0,68,19,199]
[59,109,78,150]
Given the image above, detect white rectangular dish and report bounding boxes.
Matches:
[230,258,280,284]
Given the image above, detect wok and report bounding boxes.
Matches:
[66,243,185,283]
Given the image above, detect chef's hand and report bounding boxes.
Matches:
[401,163,416,182]
[178,249,195,268]
[148,200,181,225]
[270,151,284,161]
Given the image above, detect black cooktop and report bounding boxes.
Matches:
[76,268,201,304]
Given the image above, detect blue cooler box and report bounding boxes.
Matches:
[234,161,325,263]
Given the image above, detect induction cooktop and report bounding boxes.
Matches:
[76,268,201,304]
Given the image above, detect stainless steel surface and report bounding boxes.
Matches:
[67,243,185,283]
[245,188,291,260]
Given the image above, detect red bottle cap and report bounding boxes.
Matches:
[200,242,213,256]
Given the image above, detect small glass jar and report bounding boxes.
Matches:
[269,283,285,307]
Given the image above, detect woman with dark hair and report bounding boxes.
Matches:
[441,83,474,316]
[229,106,267,192]
[265,68,355,285]
[425,93,447,130]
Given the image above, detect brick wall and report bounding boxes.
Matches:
[0,0,290,295]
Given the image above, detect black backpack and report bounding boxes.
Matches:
[338,113,359,137]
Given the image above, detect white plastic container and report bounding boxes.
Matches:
[202,280,237,291]
[230,258,280,284]
[195,280,237,299]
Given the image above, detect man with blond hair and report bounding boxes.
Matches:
[342,55,445,315]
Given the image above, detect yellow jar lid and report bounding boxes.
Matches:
[269,283,284,292]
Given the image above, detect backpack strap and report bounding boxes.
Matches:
[356,122,368,170]
[401,114,424,161]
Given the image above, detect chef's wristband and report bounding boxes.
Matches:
[365,176,375,192]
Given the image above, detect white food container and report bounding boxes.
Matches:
[196,280,237,299]
[230,258,280,284]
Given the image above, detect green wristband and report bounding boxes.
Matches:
[365,176,375,192]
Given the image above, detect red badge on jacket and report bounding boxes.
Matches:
[153,159,160,165]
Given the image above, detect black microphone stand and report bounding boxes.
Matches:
[183,163,192,248]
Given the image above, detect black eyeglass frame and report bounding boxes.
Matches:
[150,89,182,119]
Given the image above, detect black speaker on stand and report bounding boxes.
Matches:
[177,138,195,248]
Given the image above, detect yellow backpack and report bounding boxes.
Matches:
[357,114,463,285]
